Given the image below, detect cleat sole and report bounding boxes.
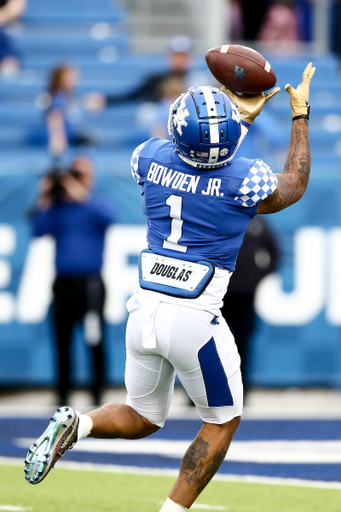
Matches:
[24,407,79,485]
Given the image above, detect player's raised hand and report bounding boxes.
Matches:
[221,86,281,126]
[285,62,316,119]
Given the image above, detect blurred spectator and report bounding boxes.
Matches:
[257,0,300,50]
[151,75,185,138]
[98,35,210,141]
[239,0,268,40]
[331,0,341,62]
[228,0,244,41]
[296,0,313,43]
[32,157,116,405]
[0,0,26,75]
[87,35,209,113]
[221,216,279,396]
[45,64,101,156]
[105,35,193,106]
[137,75,185,140]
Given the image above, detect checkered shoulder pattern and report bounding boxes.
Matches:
[234,160,277,208]
[131,142,146,184]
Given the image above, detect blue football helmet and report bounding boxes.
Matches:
[167,85,242,169]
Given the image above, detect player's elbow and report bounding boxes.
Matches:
[284,168,310,206]
[286,180,308,209]
[295,176,309,201]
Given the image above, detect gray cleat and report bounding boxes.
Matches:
[24,406,79,485]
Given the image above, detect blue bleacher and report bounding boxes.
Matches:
[22,0,126,23]
[18,35,129,57]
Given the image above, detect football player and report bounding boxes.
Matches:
[25,63,315,512]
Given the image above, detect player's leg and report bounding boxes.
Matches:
[78,304,177,438]
[83,402,160,439]
[168,416,240,508]
[24,305,174,484]
[157,304,243,510]
[24,401,160,485]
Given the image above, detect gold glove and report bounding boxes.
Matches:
[221,86,281,126]
[285,62,316,120]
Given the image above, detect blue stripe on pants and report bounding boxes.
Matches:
[198,337,234,407]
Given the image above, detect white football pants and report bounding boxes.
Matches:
[125,299,243,427]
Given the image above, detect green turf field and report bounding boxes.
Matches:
[2,463,341,512]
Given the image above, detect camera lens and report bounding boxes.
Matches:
[69,169,81,179]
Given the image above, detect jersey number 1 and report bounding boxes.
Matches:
[163,195,187,253]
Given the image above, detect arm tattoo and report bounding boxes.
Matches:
[258,119,311,214]
[179,437,227,494]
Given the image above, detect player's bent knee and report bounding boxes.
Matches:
[223,415,241,430]
[224,415,241,432]
[231,415,241,426]
[219,415,241,442]
[229,415,241,432]
[204,415,241,437]
[93,402,160,439]
[130,413,160,439]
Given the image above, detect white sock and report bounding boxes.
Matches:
[159,498,188,512]
[76,413,93,440]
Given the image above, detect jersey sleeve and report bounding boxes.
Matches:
[131,142,147,184]
[234,159,277,208]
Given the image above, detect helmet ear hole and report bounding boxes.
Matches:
[168,85,241,169]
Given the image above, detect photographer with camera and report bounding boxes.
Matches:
[32,157,116,406]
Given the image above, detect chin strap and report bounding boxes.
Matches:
[178,152,229,169]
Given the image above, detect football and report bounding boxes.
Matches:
[205,44,277,94]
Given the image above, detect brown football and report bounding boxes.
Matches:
[205,44,277,93]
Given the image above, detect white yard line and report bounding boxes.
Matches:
[191,505,226,510]
[0,507,32,511]
[16,437,341,464]
[2,456,341,490]
[158,502,227,510]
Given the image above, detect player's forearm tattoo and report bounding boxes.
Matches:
[259,119,311,213]
[179,437,227,494]
[283,118,310,188]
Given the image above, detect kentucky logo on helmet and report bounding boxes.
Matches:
[173,97,190,136]
[231,102,241,124]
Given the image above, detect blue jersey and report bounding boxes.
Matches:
[131,138,277,271]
